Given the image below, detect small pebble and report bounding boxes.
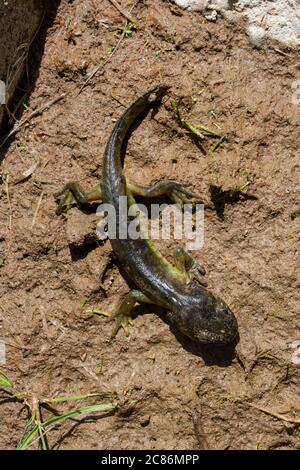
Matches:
[205,10,218,22]
[140,415,151,427]
[291,349,300,366]
[246,24,266,48]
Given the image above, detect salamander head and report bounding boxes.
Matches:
[146,84,170,105]
[168,287,239,345]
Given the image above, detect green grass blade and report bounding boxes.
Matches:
[196,124,222,138]
[17,402,118,450]
[46,392,112,404]
[84,308,110,317]
[43,402,118,428]
[17,424,39,450]
[38,423,48,450]
[0,370,12,388]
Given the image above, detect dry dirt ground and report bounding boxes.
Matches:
[0,0,300,450]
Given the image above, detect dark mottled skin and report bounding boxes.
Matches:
[102,86,239,344]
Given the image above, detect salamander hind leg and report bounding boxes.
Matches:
[126,178,202,208]
[173,246,207,287]
[55,182,102,215]
[111,290,154,338]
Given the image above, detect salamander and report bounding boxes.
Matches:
[55,85,239,345]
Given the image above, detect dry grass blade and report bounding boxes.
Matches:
[31,191,44,229]
[247,402,300,425]
[44,392,113,404]
[13,158,39,185]
[108,0,137,24]
[5,44,29,123]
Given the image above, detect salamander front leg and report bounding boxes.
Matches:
[54,182,102,215]
[126,178,202,208]
[173,246,207,287]
[111,289,154,338]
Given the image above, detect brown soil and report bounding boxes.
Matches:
[0,0,300,450]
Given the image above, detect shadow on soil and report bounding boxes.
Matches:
[134,304,238,367]
[0,0,61,161]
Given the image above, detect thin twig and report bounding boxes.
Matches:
[110,93,127,107]
[1,340,24,351]
[0,93,66,148]
[272,47,291,58]
[247,402,300,425]
[107,0,137,24]
[78,0,138,95]
[77,30,126,95]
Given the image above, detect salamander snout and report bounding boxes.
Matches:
[210,300,239,345]
[171,291,239,345]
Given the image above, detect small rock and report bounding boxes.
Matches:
[288,340,300,349]
[66,210,98,247]
[246,24,266,48]
[205,9,218,22]
[222,10,240,24]
[140,415,151,427]
[173,1,209,12]
[289,340,300,366]
[291,348,300,366]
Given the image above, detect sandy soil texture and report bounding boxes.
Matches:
[0,0,299,450]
